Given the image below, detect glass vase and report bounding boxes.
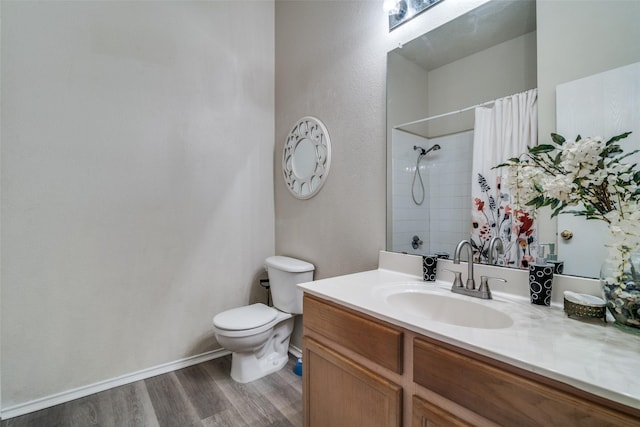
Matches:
[600,247,640,334]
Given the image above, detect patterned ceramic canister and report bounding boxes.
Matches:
[423,255,438,282]
[549,260,564,275]
[529,264,554,306]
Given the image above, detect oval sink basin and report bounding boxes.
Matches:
[384,288,513,329]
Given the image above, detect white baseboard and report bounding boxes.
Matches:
[1,348,231,420]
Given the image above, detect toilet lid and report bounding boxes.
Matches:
[265,256,314,273]
[213,303,278,331]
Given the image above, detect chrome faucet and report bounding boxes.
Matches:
[447,239,506,300]
[488,236,504,265]
[453,240,475,290]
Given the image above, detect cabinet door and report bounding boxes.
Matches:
[303,336,402,427]
[412,395,472,427]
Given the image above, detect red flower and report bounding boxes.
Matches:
[479,223,492,242]
[517,210,535,237]
[474,198,485,211]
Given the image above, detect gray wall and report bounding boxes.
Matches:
[275,1,387,282]
[1,1,274,408]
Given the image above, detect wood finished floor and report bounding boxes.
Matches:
[1,355,302,427]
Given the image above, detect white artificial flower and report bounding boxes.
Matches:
[541,174,576,204]
[561,136,605,179]
[504,161,542,213]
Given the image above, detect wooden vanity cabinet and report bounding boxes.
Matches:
[302,294,640,427]
[303,294,403,427]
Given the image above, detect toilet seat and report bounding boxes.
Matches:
[213,303,282,338]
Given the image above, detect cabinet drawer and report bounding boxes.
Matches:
[413,337,639,426]
[304,294,403,374]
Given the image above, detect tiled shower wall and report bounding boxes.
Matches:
[391,129,430,254]
[391,129,473,256]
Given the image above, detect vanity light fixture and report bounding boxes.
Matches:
[386,0,446,31]
[383,0,408,19]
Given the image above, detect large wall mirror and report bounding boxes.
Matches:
[386,0,640,280]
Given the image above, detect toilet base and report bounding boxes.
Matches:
[228,316,295,383]
[230,349,291,383]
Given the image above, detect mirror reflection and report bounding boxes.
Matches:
[554,61,640,278]
[386,0,640,279]
[292,138,316,179]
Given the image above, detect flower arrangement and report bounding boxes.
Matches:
[495,132,640,331]
[496,132,637,215]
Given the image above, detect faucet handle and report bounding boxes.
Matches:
[442,269,464,288]
[478,276,507,298]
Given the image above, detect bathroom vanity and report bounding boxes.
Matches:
[299,253,640,426]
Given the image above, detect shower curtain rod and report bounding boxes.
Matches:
[393,98,497,129]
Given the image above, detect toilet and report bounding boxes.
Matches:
[212,256,314,383]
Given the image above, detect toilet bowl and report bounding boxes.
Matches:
[212,256,314,383]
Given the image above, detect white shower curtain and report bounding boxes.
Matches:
[470,89,538,268]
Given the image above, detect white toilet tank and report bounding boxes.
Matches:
[264,256,314,314]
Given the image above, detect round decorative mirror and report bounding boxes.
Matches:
[283,116,332,199]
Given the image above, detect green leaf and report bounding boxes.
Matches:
[533,182,544,193]
[550,133,565,144]
[493,157,524,169]
[553,152,562,166]
[616,149,640,162]
[606,146,623,157]
[551,206,565,218]
[606,131,632,145]
[526,195,545,207]
[529,144,556,155]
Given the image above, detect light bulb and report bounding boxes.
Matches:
[383,0,399,14]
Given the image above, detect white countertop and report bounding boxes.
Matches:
[298,267,640,410]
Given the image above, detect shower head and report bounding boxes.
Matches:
[414,144,441,156]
